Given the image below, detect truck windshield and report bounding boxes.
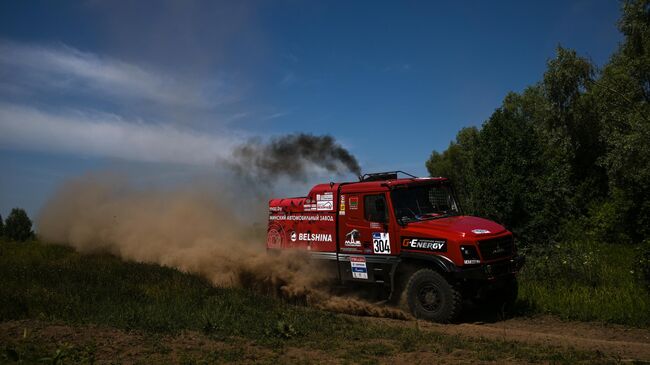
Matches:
[391,184,460,223]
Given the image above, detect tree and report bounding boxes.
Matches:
[426,0,650,246]
[4,208,33,242]
[541,47,607,214]
[472,92,547,244]
[0,214,4,238]
[426,126,480,213]
[593,0,650,241]
[426,49,607,245]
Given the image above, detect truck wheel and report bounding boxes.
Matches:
[404,269,461,323]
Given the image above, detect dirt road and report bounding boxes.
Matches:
[367,315,650,362]
[2,316,649,363]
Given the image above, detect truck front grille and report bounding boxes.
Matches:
[478,235,514,261]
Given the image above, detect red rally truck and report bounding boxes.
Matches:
[267,171,525,322]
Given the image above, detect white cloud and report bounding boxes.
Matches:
[0,103,239,166]
[0,41,223,109]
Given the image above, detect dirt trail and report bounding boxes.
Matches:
[366,315,650,361]
[2,316,650,363]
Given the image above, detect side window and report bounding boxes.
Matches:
[364,194,388,223]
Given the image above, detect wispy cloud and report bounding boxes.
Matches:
[0,41,225,109]
[261,111,291,121]
[279,71,297,87]
[0,103,238,166]
[382,63,412,73]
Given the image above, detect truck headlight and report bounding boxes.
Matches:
[460,245,480,265]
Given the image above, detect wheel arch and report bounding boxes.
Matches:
[397,252,456,274]
[389,253,457,301]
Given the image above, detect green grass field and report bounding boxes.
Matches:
[0,240,619,364]
[518,241,650,327]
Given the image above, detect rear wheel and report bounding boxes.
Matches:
[404,269,461,323]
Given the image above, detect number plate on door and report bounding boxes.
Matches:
[372,232,391,254]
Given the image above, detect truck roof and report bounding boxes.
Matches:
[268,175,449,212]
[339,176,449,192]
[309,176,449,195]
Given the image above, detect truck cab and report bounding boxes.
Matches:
[267,171,524,322]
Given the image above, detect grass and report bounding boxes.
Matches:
[0,240,614,363]
[518,240,650,326]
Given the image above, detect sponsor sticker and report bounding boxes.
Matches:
[269,214,333,221]
[349,196,359,210]
[344,229,361,247]
[341,247,359,252]
[372,232,391,254]
[317,201,333,211]
[290,231,297,242]
[297,232,333,242]
[339,194,346,216]
[350,256,368,279]
[472,229,491,235]
[314,192,335,211]
[401,237,447,252]
[267,228,282,248]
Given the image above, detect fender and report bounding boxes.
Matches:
[386,252,457,302]
[397,252,457,273]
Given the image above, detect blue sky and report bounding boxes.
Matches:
[0,0,622,217]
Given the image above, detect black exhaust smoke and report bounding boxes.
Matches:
[231,133,361,181]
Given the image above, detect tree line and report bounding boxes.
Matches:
[0,208,34,242]
[427,0,650,247]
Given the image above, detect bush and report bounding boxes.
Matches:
[521,240,602,288]
[4,208,33,242]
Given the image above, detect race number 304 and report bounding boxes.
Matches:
[372,232,391,254]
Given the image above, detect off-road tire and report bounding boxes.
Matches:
[404,269,461,323]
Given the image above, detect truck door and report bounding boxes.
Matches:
[363,194,393,255]
[338,191,396,283]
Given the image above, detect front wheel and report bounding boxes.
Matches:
[404,269,461,323]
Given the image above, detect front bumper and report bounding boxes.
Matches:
[453,255,525,280]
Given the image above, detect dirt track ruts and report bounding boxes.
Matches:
[2,316,650,363]
[365,315,650,361]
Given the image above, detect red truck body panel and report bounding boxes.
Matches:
[267,183,340,253]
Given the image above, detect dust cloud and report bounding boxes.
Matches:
[37,173,407,319]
